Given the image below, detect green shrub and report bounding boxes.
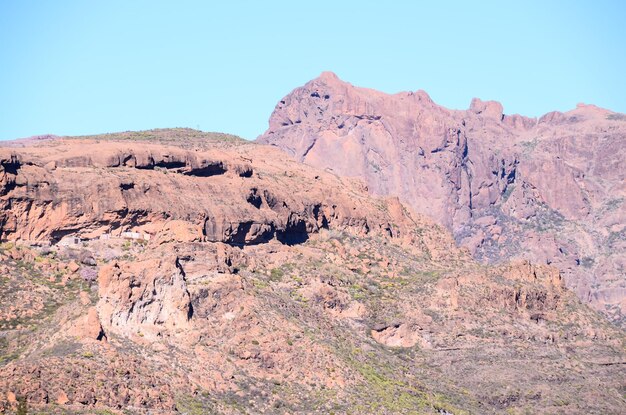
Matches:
[16,396,28,415]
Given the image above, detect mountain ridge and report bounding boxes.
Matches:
[274,71,618,125]
[0,130,624,414]
[258,72,626,326]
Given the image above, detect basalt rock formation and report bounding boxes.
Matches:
[0,130,624,414]
[258,72,626,325]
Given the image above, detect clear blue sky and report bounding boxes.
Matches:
[1,1,625,140]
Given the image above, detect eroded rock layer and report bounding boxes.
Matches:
[0,138,439,248]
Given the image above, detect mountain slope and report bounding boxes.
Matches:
[257,72,626,325]
[0,131,624,414]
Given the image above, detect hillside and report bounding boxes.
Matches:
[0,132,624,414]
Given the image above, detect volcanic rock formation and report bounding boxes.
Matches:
[258,72,626,325]
[0,132,624,414]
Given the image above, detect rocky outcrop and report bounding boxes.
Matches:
[97,257,192,339]
[371,322,428,348]
[67,307,107,341]
[0,139,434,249]
[258,72,626,325]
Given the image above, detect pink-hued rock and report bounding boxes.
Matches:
[56,390,69,405]
[0,139,434,249]
[68,307,106,341]
[0,132,623,414]
[258,72,626,325]
[97,257,192,339]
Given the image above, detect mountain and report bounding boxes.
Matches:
[0,129,624,414]
[257,72,626,326]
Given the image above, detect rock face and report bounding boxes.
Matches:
[258,72,626,325]
[98,257,193,338]
[0,131,624,414]
[0,139,431,248]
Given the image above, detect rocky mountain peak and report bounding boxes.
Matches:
[317,70,341,83]
[469,97,504,120]
[259,74,626,327]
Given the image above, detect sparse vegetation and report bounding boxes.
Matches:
[269,267,284,281]
[16,396,28,415]
[607,113,626,121]
[66,128,246,148]
[502,184,515,202]
[519,138,539,156]
[175,394,216,415]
